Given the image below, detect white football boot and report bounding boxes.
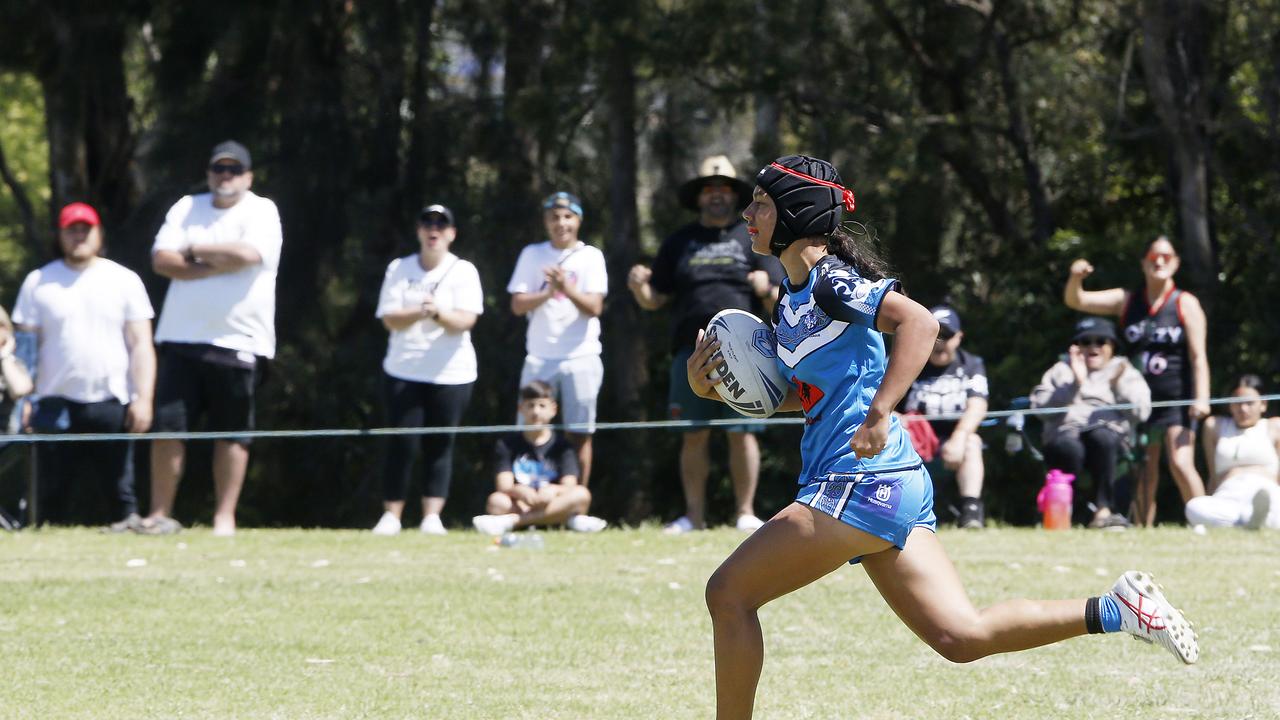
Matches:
[1108,571,1199,664]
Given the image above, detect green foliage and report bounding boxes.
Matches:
[2,1,1279,526]
[0,71,47,294]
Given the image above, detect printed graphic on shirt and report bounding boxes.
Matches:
[902,350,989,418]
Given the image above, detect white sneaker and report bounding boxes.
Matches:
[1108,571,1199,664]
[735,514,765,532]
[420,514,447,535]
[568,514,607,533]
[663,516,697,535]
[1246,489,1271,530]
[472,514,516,536]
[371,512,401,536]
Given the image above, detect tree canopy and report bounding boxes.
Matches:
[2,0,1277,527]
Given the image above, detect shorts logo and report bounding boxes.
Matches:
[863,482,896,513]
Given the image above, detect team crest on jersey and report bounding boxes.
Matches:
[790,376,825,413]
[751,328,777,358]
[775,296,849,367]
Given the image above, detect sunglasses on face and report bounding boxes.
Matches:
[1145,251,1176,263]
[419,218,450,229]
[209,163,246,176]
[1076,338,1109,348]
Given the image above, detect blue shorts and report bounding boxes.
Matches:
[795,465,937,563]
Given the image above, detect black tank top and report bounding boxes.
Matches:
[1120,285,1190,400]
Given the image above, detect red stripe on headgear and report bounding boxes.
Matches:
[768,162,856,212]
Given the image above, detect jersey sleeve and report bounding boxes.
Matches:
[964,353,989,399]
[493,435,515,475]
[752,252,786,285]
[152,196,194,254]
[648,233,681,295]
[122,269,156,321]
[451,261,485,315]
[554,437,581,480]
[244,197,283,271]
[11,271,41,328]
[812,265,900,328]
[506,246,540,294]
[576,247,609,296]
[374,258,404,319]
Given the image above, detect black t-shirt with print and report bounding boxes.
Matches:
[899,348,989,438]
[493,432,580,489]
[649,219,786,354]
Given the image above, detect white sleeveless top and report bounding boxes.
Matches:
[1215,417,1279,476]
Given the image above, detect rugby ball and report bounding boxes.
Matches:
[705,309,787,418]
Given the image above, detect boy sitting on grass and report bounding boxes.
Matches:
[472,381,607,535]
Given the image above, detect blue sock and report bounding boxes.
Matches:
[1099,595,1122,632]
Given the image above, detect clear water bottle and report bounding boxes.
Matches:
[498,531,544,549]
[1005,412,1025,454]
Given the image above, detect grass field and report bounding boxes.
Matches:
[1,525,1276,719]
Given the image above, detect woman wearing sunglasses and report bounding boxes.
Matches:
[1063,237,1209,526]
[1030,317,1151,528]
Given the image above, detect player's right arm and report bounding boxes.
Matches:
[1063,258,1126,316]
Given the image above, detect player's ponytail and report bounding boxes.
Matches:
[827,221,892,282]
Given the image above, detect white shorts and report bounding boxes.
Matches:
[518,354,603,434]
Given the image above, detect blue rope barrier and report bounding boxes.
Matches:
[0,394,1275,444]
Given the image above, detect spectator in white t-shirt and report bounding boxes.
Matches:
[13,202,155,527]
[370,204,484,536]
[506,192,608,486]
[145,140,282,536]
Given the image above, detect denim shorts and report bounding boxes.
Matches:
[795,465,937,562]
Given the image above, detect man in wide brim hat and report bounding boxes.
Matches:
[676,155,753,211]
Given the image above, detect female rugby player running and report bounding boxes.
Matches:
[687,155,1198,719]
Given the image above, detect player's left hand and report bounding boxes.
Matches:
[850,411,890,459]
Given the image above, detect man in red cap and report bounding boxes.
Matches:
[13,202,156,527]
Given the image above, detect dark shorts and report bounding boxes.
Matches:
[153,344,260,442]
[1145,402,1190,431]
[667,347,759,434]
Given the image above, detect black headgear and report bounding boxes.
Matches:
[755,155,856,257]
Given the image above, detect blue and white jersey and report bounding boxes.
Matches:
[773,256,922,484]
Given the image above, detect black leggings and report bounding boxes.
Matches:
[1042,426,1126,513]
[34,397,136,524]
[381,376,473,502]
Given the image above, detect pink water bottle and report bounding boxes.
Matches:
[1037,470,1074,530]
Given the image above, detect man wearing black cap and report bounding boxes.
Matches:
[900,304,990,528]
[627,156,785,534]
[145,140,283,536]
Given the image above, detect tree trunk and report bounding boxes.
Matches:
[0,138,40,258]
[1139,0,1216,296]
[38,9,139,233]
[600,6,650,524]
[995,31,1054,246]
